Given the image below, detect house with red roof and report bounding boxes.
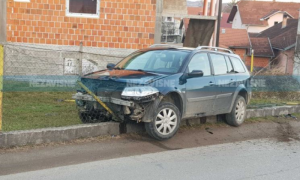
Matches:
[221,18,297,74]
[254,19,298,74]
[219,28,273,70]
[221,13,232,29]
[227,1,300,33]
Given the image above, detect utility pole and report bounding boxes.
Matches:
[216,0,223,47]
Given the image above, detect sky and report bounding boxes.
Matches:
[189,0,300,3]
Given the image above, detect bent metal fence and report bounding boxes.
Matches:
[0,42,134,132]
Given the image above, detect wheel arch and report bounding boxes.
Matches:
[229,86,249,112]
[161,92,184,117]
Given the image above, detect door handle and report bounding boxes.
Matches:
[209,81,215,86]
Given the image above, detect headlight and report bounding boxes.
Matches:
[121,86,159,98]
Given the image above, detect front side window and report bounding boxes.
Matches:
[188,53,211,76]
[230,56,246,73]
[115,50,189,74]
[66,0,100,18]
[210,54,228,75]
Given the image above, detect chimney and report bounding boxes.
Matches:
[282,14,288,28]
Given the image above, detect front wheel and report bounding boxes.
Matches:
[226,95,247,127]
[145,102,181,141]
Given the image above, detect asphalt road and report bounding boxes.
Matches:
[0,120,300,179]
[1,138,300,180]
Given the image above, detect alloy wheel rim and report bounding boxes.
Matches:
[155,108,177,135]
[235,100,245,123]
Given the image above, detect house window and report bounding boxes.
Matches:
[274,21,279,25]
[167,17,172,21]
[66,0,100,18]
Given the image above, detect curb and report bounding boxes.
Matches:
[1,105,300,148]
[0,122,119,148]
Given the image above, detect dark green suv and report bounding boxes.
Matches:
[73,46,251,140]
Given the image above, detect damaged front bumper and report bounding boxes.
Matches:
[72,92,161,123]
[72,92,135,108]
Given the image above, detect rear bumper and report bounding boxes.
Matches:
[72,93,135,108]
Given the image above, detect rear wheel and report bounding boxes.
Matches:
[226,95,246,127]
[145,102,181,141]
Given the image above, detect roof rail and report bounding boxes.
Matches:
[149,44,182,48]
[196,46,234,54]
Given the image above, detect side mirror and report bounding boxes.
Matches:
[107,63,116,70]
[188,70,204,78]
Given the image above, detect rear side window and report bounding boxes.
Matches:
[230,56,246,73]
[225,56,234,73]
[210,54,227,75]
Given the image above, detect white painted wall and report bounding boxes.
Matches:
[247,26,269,33]
[64,58,101,75]
[268,13,284,27]
[232,11,245,29]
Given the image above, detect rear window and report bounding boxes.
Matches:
[230,56,246,73]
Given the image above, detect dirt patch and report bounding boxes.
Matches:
[275,121,300,142]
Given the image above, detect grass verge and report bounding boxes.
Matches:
[2,92,81,132]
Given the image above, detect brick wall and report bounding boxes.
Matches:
[6,0,156,49]
[273,49,294,74]
[231,48,247,61]
[230,48,270,68]
[245,56,270,68]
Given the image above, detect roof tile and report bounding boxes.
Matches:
[257,19,298,50]
[219,28,250,48]
[233,1,300,26]
[250,37,274,57]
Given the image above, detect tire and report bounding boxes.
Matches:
[145,102,181,141]
[226,95,247,127]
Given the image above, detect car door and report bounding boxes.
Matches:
[209,53,237,114]
[185,53,216,117]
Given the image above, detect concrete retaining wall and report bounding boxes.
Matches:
[1,106,300,148]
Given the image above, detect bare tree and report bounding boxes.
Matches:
[223,0,238,13]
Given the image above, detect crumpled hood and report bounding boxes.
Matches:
[83,69,168,85]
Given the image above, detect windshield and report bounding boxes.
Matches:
[115,50,190,74]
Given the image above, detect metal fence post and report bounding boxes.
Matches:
[79,42,83,76]
[0,44,3,131]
